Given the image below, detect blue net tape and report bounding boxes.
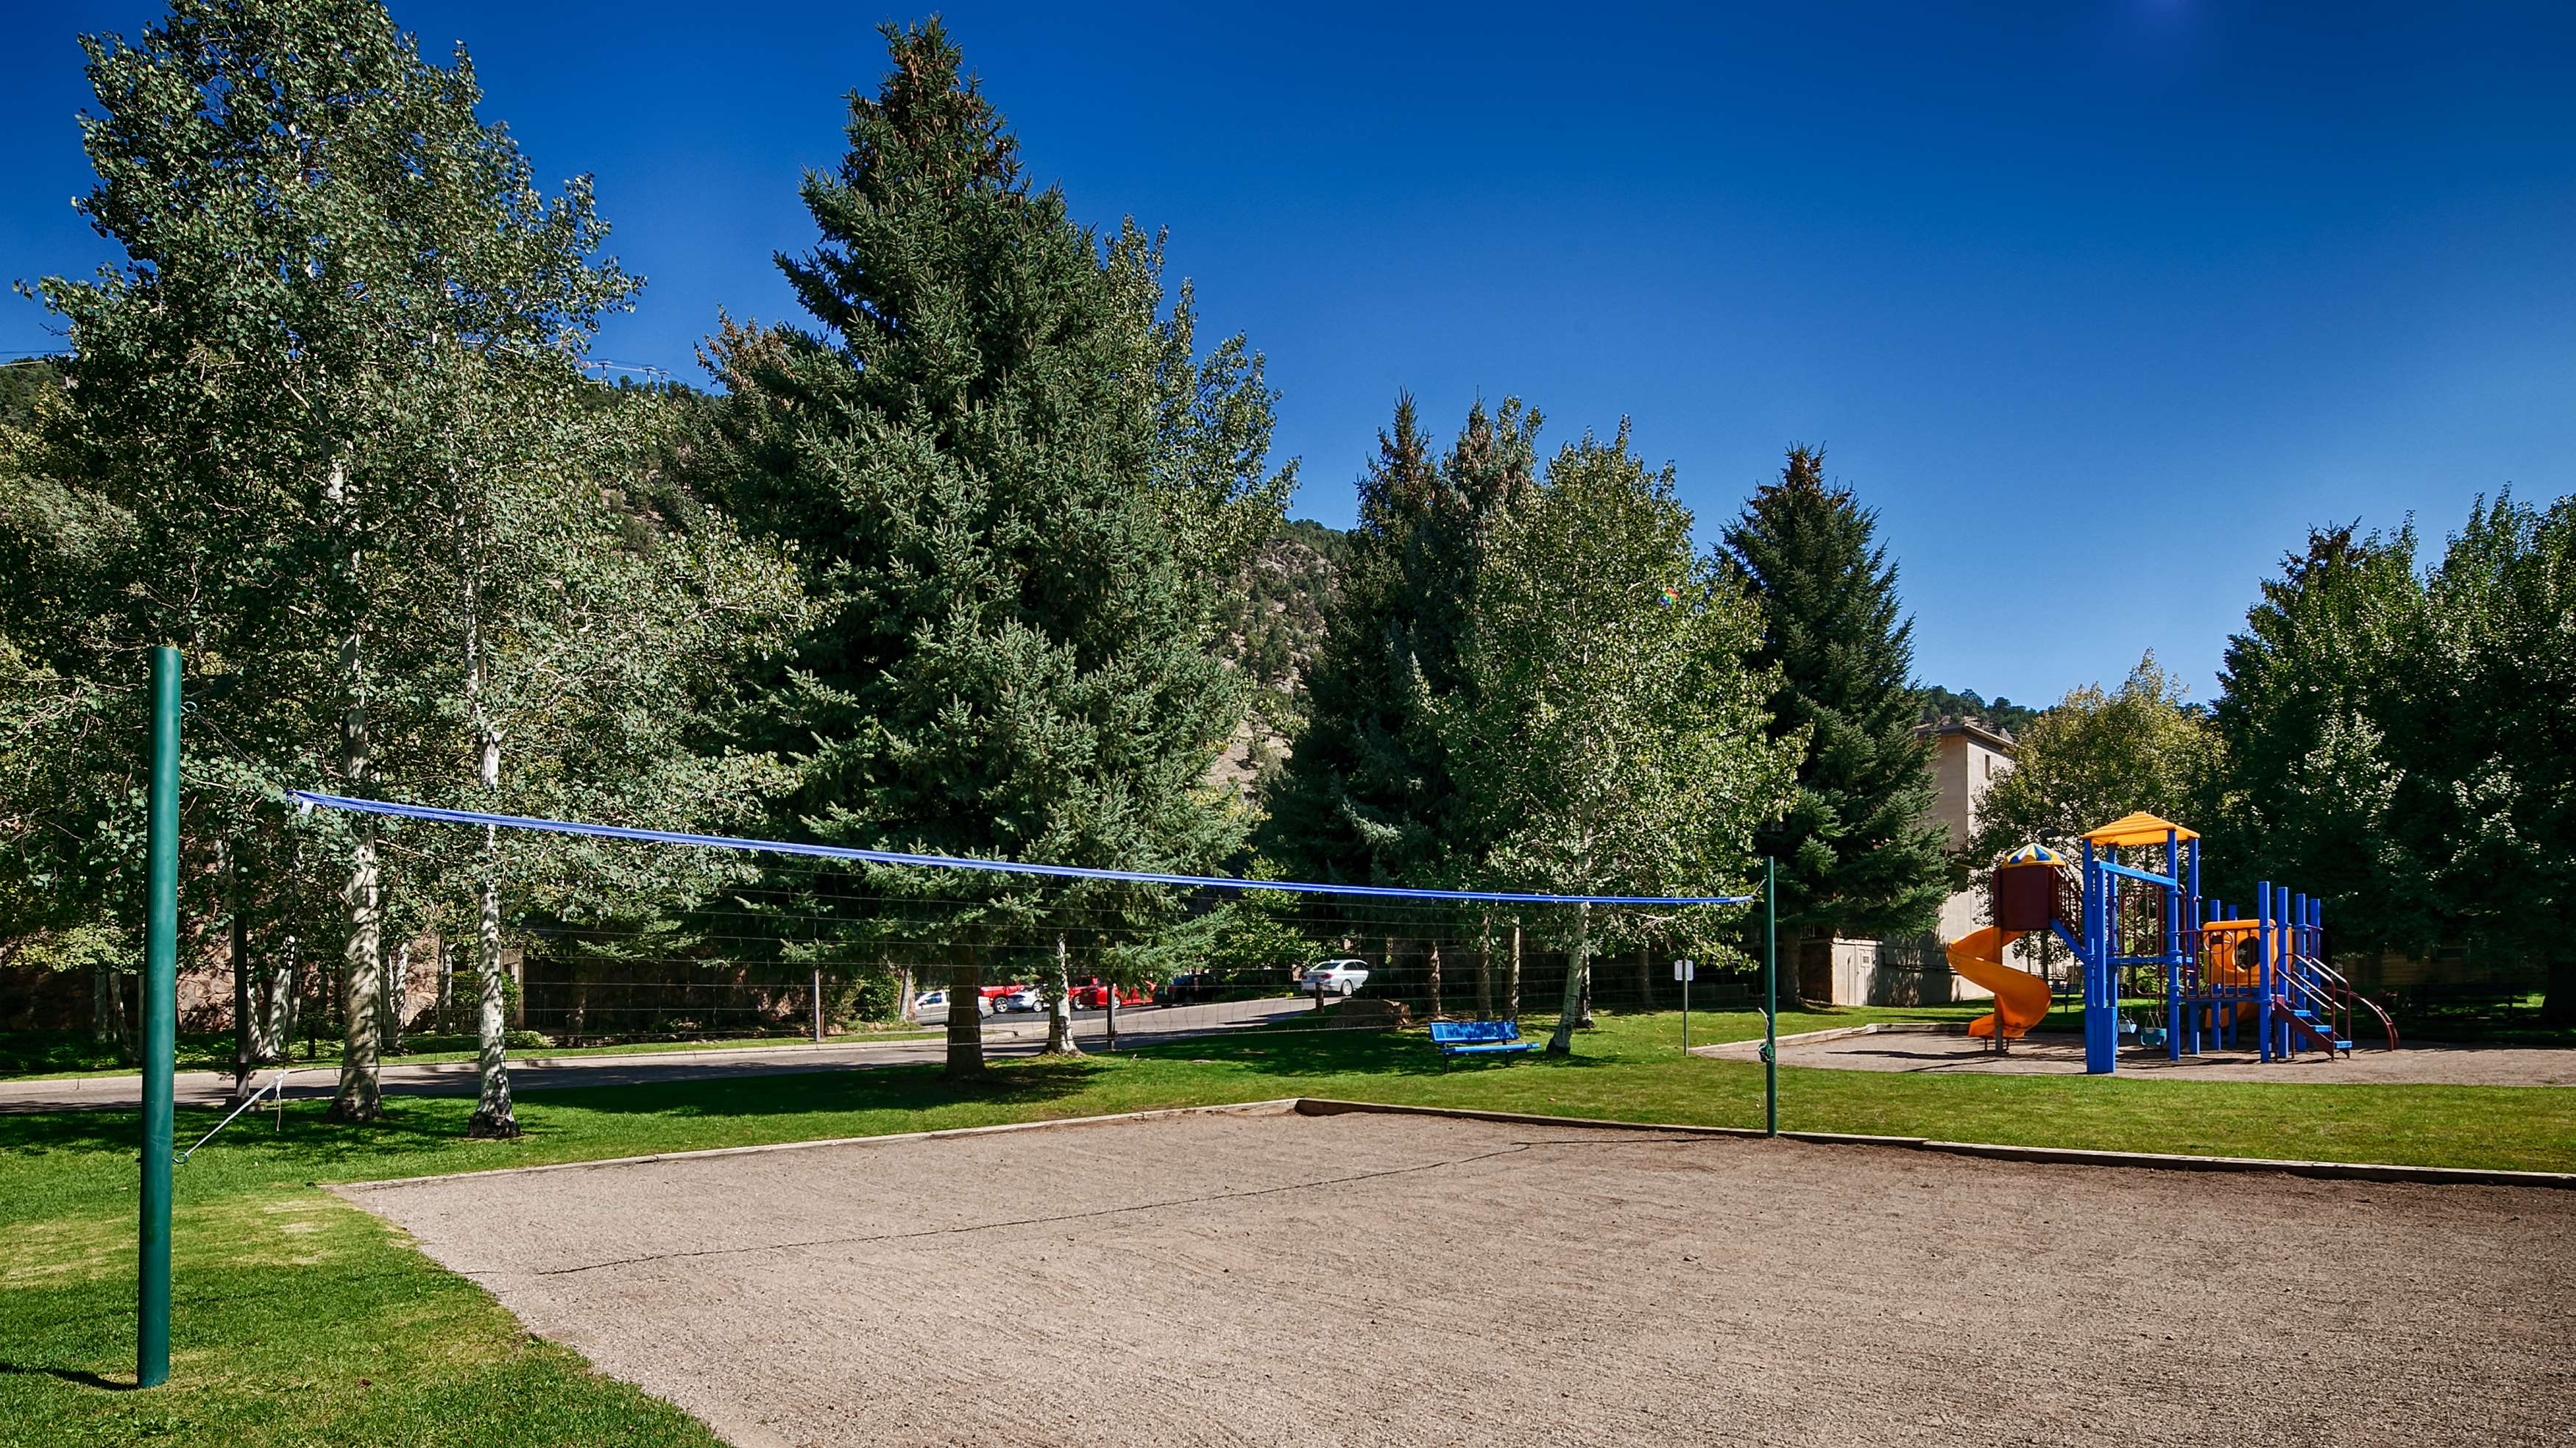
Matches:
[289,791,1754,908]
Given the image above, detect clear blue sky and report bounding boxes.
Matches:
[7,2,2573,709]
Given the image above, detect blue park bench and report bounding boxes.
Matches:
[1429,1019,1540,1065]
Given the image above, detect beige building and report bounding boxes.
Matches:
[1815,716,2022,1007]
[1925,717,2016,954]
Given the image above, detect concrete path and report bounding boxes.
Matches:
[1698,1023,2576,1086]
[0,995,1313,1113]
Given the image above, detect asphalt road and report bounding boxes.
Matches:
[0,994,1315,1114]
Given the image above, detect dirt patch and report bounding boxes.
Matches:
[342,1105,2576,1447]
[1705,1029,2576,1085]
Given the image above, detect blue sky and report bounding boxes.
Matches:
[6,2,2572,709]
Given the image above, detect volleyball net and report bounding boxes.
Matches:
[287,791,1762,1050]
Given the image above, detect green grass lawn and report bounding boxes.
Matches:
[6,1005,2570,1446]
[0,1026,938,1082]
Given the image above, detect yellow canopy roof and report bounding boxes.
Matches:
[2082,811,2199,848]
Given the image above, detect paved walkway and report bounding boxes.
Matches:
[1698,1023,2576,1086]
[0,995,1312,1113]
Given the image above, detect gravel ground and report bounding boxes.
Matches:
[342,1105,2576,1448]
[1702,1029,2576,1085]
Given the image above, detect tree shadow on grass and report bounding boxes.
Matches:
[0,1032,1618,1177]
[1117,1024,1616,1082]
[0,1053,1108,1146]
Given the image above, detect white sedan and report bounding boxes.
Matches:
[1298,960,1370,996]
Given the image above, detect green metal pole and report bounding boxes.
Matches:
[1763,854,1777,1138]
[139,645,180,1388]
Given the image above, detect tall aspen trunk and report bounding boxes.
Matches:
[92,962,116,1048]
[466,824,517,1133]
[1637,943,1653,1011]
[1507,918,1523,1022]
[381,938,408,1054]
[461,506,520,1135]
[1476,913,1495,1018]
[271,933,300,1061]
[466,831,517,1137]
[945,948,985,1078]
[1546,902,1591,1054]
[331,840,384,1118]
[330,615,386,1121]
[104,967,135,1065]
[1044,934,1080,1056]
[1426,939,1443,1020]
[435,935,453,1035]
[230,845,255,1100]
[567,960,590,1046]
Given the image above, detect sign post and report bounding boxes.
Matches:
[1672,957,1695,1051]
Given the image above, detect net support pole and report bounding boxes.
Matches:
[1763,854,1778,1138]
[139,644,180,1388]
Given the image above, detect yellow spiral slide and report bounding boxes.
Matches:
[1945,924,2053,1039]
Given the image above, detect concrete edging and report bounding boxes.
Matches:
[1289,1096,2576,1190]
[325,1090,2574,1196]
[330,1097,1303,1192]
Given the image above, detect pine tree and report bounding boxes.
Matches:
[690,21,1277,1077]
[1724,447,1948,968]
[1259,396,1536,887]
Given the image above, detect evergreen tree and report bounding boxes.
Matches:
[1724,447,1948,957]
[1259,396,1536,886]
[687,21,1281,1076]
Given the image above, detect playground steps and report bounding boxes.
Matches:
[2271,997,2354,1055]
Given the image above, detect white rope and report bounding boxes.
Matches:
[176,1066,302,1164]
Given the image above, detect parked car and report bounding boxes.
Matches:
[1161,972,1218,1006]
[1298,959,1371,996]
[995,986,1046,1012]
[976,983,1030,1012]
[1069,976,1154,1010]
[911,989,947,1017]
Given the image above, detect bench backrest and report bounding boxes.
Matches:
[1429,1020,1521,1045]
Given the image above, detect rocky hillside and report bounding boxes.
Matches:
[1209,519,1349,799]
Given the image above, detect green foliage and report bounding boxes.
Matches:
[1724,447,1950,941]
[1259,397,1538,886]
[2207,522,2430,943]
[3,0,792,1102]
[2402,494,2576,1018]
[2209,497,2576,1019]
[1105,892,1315,984]
[1966,653,2222,876]
[1436,425,1800,992]
[682,20,1286,1031]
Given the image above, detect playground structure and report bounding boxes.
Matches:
[1946,812,2401,1074]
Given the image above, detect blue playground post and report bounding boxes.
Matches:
[2082,837,2115,1073]
[2164,829,2182,1060]
[2254,880,2274,1063]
